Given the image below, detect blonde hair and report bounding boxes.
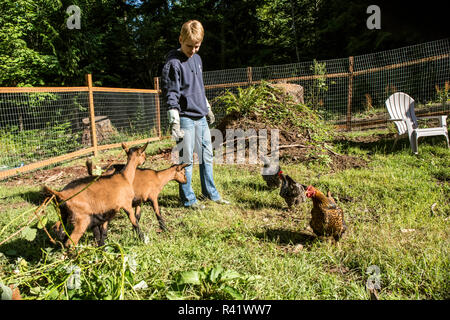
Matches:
[180,20,204,43]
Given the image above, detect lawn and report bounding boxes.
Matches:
[0,132,449,300]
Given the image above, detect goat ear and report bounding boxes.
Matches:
[122,143,129,153]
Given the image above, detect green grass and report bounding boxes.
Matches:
[0,134,449,300]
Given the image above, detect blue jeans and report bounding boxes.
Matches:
[178,116,221,206]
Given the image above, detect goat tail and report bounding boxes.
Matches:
[86,159,94,176]
[42,185,64,201]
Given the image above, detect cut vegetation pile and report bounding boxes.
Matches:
[214,81,367,171]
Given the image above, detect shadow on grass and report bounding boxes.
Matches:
[334,132,449,156]
[0,224,61,264]
[254,227,316,246]
[158,193,187,208]
[237,181,278,192]
[333,133,401,155]
[19,190,48,206]
[234,198,285,210]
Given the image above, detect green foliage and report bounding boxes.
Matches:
[0,243,141,300]
[434,82,449,103]
[21,226,37,242]
[214,80,334,148]
[0,0,62,86]
[0,121,81,166]
[215,81,278,117]
[307,59,329,109]
[42,121,80,156]
[167,265,260,300]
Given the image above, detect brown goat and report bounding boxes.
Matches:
[86,160,189,232]
[43,142,148,247]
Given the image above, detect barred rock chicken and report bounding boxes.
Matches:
[305,185,347,241]
[261,158,282,189]
[279,173,307,208]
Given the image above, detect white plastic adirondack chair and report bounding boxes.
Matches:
[385,92,449,154]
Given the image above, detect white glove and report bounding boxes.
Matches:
[206,98,215,125]
[168,109,184,140]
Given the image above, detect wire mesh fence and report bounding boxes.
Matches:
[1,39,449,179]
[0,83,161,179]
[199,38,449,130]
[0,89,89,170]
[92,90,160,145]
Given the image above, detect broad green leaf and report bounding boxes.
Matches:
[37,216,48,229]
[209,265,224,283]
[222,285,243,300]
[21,226,37,241]
[220,270,242,281]
[177,270,203,285]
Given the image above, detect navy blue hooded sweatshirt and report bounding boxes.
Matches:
[161,49,208,118]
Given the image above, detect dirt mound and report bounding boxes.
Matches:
[214,82,367,171]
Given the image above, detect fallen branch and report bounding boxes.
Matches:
[278,143,308,149]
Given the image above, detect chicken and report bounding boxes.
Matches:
[279,173,306,208]
[305,185,347,241]
[261,158,282,189]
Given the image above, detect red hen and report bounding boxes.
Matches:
[305,185,347,241]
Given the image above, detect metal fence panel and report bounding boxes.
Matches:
[0,90,90,170]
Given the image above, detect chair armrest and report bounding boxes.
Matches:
[416,115,447,120]
[416,115,447,128]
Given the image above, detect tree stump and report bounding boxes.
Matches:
[81,116,118,146]
[271,83,305,104]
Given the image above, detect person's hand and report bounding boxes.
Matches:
[207,108,215,125]
[171,122,184,140]
[206,99,215,125]
[167,109,184,140]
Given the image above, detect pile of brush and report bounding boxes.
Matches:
[213,81,366,170]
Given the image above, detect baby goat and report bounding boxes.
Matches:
[86,160,189,231]
[43,142,148,247]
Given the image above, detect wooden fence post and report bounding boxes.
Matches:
[86,74,98,157]
[247,66,253,85]
[154,77,161,138]
[347,56,354,131]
